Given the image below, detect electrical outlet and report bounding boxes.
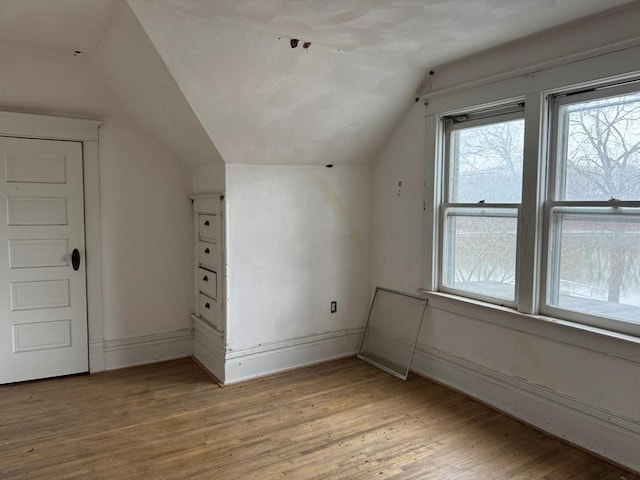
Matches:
[330,301,337,314]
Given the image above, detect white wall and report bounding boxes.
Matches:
[372,103,426,294]
[192,163,225,194]
[225,165,371,355]
[0,41,194,354]
[372,28,640,473]
[99,119,193,340]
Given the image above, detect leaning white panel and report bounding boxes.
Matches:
[6,196,67,225]
[10,279,70,311]
[358,287,427,380]
[9,238,69,268]
[13,319,72,352]
[5,153,67,184]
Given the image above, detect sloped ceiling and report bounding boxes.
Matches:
[129,0,423,166]
[0,0,116,54]
[128,0,634,67]
[0,0,223,166]
[94,2,223,165]
[127,0,634,166]
[0,0,634,166]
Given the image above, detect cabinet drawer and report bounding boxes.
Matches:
[198,241,219,272]
[197,267,217,299]
[199,214,219,243]
[199,293,223,332]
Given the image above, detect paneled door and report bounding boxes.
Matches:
[0,136,87,384]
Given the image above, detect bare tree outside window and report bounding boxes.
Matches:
[564,93,640,201]
[452,120,524,203]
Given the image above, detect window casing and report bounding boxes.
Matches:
[436,79,640,337]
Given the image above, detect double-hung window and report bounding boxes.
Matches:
[436,80,640,336]
[440,106,525,306]
[543,83,640,334]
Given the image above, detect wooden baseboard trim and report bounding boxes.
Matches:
[101,329,194,371]
[411,345,640,473]
[224,328,363,385]
[191,355,224,387]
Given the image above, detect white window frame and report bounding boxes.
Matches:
[540,80,640,337]
[439,107,524,307]
[423,42,640,339]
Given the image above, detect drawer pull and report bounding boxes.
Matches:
[205,303,210,309]
[203,275,208,282]
[204,220,210,226]
[204,248,210,254]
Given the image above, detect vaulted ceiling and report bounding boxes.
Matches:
[0,0,634,166]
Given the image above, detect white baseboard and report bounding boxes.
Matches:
[89,339,105,372]
[102,329,194,371]
[193,316,226,383]
[411,345,640,473]
[224,328,363,385]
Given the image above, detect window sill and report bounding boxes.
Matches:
[416,289,640,364]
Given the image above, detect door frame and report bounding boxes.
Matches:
[0,111,105,372]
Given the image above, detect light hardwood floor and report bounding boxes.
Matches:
[0,357,637,479]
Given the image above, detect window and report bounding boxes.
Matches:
[436,80,640,336]
[440,107,524,305]
[543,84,640,331]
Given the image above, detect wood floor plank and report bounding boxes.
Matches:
[0,357,636,479]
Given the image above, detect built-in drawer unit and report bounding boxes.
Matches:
[199,293,222,332]
[191,192,225,382]
[199,214,219,243]
[197,267,217,300]
[198,241,219,272]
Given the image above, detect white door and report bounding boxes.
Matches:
[0,136,87,384]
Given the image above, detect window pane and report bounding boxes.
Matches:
[547,211,640,324]
[561,92,640,201]
[443,213,518,301]
[450,119,524,203]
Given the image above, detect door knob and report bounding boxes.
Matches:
[203,275,208,282]
[72,249,81,271]
[204,220,210,226]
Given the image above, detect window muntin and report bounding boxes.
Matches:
[441,110,524,305]
[544,84,640,333]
